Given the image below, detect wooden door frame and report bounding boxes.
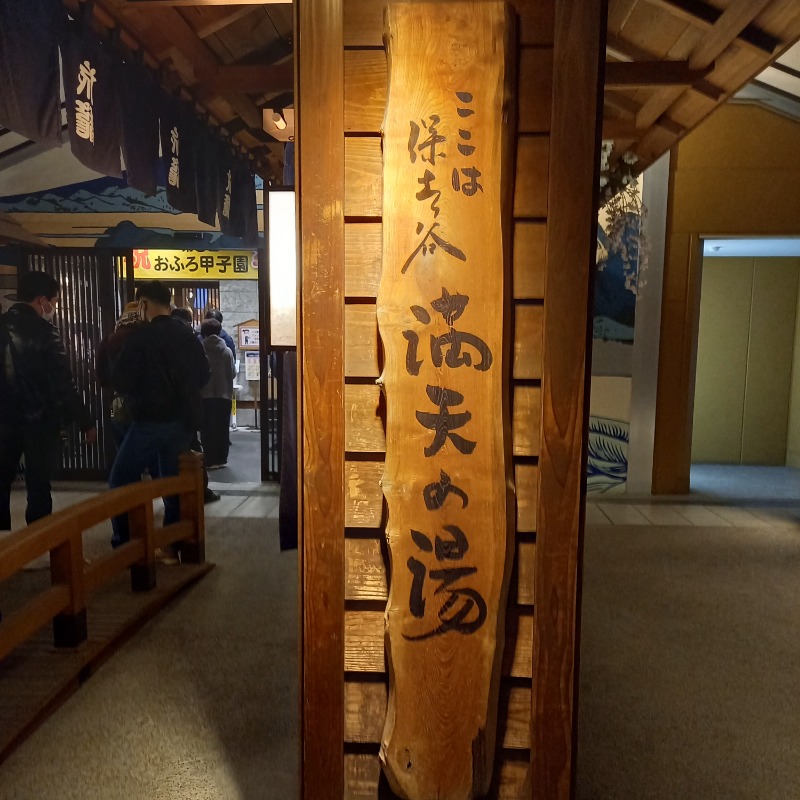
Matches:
[652,231,705,494]
[295,1,346,799]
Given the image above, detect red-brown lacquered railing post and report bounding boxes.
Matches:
[176,451,205,564]
[50,531,87,648]
[129,502,156,591]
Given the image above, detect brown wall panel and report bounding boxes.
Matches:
[345,224,383,297]
[515,463,539,532]
[513,385,542,457]
[519,47,554,133]
[344,460,384,528]
[344,50,387,133]
[513,221,547,299]
[344,304,381,377]
[514,304,544,379]
[344,384,385,452]
[514,136,550,218]
[344,138,383,217]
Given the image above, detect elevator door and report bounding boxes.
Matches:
[693,257,800,465]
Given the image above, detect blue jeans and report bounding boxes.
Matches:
[109,420,192,548]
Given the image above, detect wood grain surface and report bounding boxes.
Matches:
[297,2,346,798]
[532,1,606,798]
[377,6,516,797]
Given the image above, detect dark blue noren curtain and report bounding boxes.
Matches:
[62,18,122,177]
[217,145,236,236]
[159,93,198,214]
[239,160,259,246]
[283,141,295,186]
[195,127,221,226]
[222,155,259,244]
[0,0,65,144]
[117,57,159,196]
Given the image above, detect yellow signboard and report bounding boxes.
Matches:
[131,249,258,280]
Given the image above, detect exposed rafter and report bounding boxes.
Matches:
[605,60,713,88]
[643,0,781,55]
[123,0,288,6]
[196,6,257,39]
[199,62,293,95]
[61,0,267,167]
[605,90,684,136]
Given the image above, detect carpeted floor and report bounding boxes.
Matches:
[576,522,800,800]
[0,516,298,800]
[2,511,799,798]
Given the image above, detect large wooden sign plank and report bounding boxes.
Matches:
[378,5,516,799]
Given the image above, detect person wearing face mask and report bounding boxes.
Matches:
[0,271,97,531]
[108,281,210,551]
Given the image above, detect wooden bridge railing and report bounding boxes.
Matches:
[0,452,205,662]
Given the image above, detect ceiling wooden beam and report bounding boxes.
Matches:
[605,60,712,88]
[121,3,265,128]
[634,0,773,131]
[124,0,288,6]
[607,33,723,99]
[687,0,774,70]
[601,119,645,140]
[196,6,257,38]
[76,0,263,160]
[605,90,684,136]
[200,62,294,95]
[643,0,780,56]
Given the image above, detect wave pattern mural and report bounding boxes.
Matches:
[587,416,629,494]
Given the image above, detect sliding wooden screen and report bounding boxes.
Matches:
[297,1,606,797]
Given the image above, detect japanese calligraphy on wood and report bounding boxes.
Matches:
[378,5,516,799]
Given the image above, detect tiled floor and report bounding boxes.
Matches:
[589,499,800,528]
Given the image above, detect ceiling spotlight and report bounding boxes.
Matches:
[271,111,287,131]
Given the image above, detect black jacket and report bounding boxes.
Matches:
[0,303,93,430]
[112,315,210,425]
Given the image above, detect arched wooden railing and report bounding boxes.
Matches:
[0,452,205,662]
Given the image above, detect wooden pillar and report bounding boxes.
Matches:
[296,1,346,799]
[651,175,703,496]
[533,1,606,798]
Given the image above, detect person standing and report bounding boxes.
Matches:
[109,281,209,548]
[0,271,96,530]
[204,309,236,360]
[170,306,220,504]
[199,318,235,469]
[96,301,144,447]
